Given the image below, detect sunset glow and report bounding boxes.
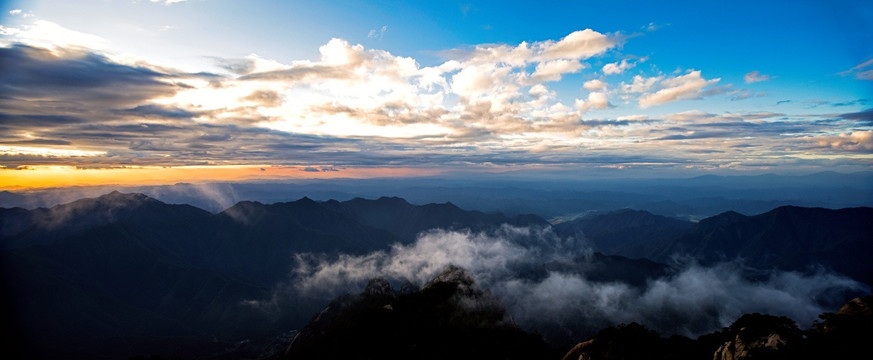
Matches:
[0,165,441,189]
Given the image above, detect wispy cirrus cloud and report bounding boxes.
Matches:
[744,70,770,83]
[840,58,873,81]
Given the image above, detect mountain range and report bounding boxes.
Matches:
[1,191,871,359]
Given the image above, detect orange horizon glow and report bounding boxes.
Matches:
[0,165,443,190]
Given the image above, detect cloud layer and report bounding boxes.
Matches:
[0,20,870,174]
[286,226,867,339]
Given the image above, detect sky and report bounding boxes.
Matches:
[0,0,871,188]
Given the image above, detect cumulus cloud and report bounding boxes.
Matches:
[807,130,873,151]
[574,92,610,112]
[602,59,633,75]
[287,226,866,340]
[530,59,586,83]
[638,70,720,108]
[744,70,770,83]
[583,79,607,91]
[539,29,616,61]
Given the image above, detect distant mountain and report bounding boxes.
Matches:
[281,266,557,360]
[0,192,552,359]
[322,196,549,241]
[554,209,693,259]
[653,206,873,286]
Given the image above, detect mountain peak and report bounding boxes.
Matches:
[425,265,475,289]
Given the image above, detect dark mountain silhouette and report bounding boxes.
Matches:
[653,206,873,286]
[561,296,873,360]
[281,266,557,360]
[0,192,553,359]
[3,192,871,359]
[554,209,693,259]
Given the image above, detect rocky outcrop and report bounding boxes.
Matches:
[711,314,802,360]
[561,299,873,360]
[282,265,555,360]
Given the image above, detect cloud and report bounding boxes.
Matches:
[638,70,720,108]
[1,25,868,173]
[807,130,873,151]
[368,25,388,39]
[574,92,610,112]
[287,226,866,339]
[840,58,873,81]
[602,59,632,75]
[744,70,770,83]
[539,29,617,61]
[530,59,586,83]
[583,79,607,91]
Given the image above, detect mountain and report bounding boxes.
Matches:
[281,266,557,360]
[322,196,550,242]
[554,209,693,259]
[0,192,554,359]
[653,206,873,286]
[561,296,873,360]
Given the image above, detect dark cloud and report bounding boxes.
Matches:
[0,113,87,127]
[118,104,199,119]
[239,65,352,82]
[1,139,72,145]
[579,119,660,127]
[0,44,178,107]
[302,167,320,172]
[840,108,873,124]
[210,57,257,75]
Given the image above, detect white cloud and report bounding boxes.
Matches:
[368,25,388,39]
[602,57,646,75]
[603,59,630,75]
[639,70,720,108]
[530,59,585,83]
[528,84,549,98]
[809,130,873,151]
[8,20,109,51]
[289,227,866,337]
[574,92,610,112]
[539,29,616,61]
[744,70,770,83]
[9,9,22,15]
[583,79,607,91]
[621,74,661,93]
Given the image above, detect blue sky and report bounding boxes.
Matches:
[0,0,871,186]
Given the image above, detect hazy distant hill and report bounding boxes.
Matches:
[554,209,693,259]
[653,206,873,286]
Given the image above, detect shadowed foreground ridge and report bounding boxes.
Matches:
[562,296,873,360]
[282,265,556,360]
